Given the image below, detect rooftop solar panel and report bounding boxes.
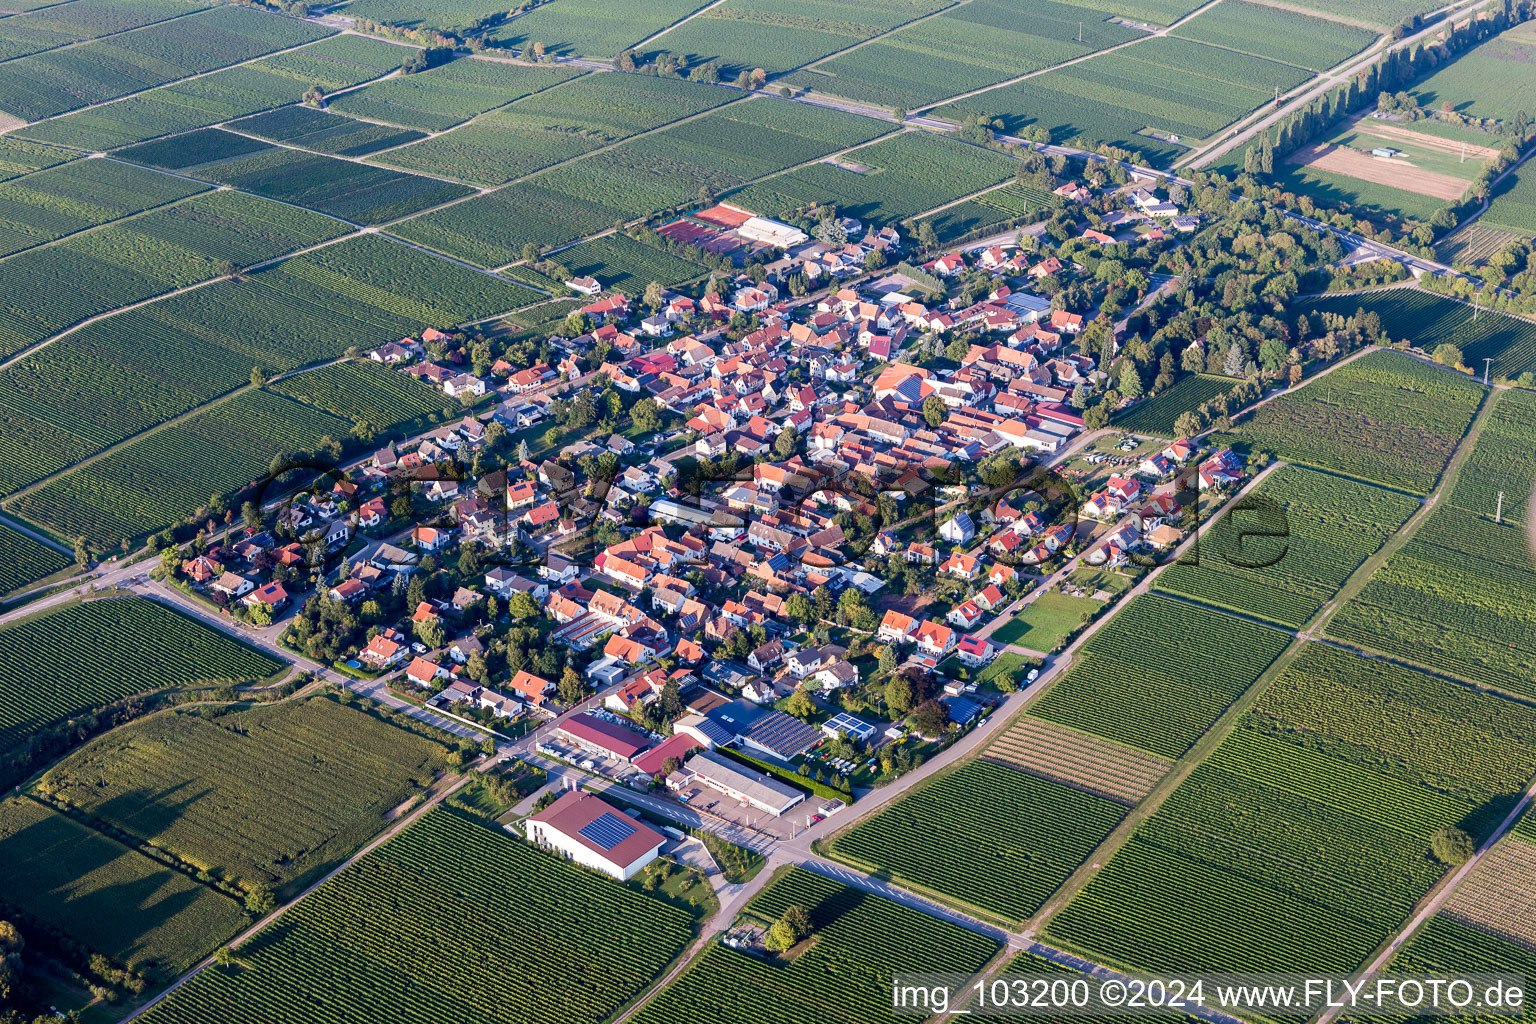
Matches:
[578,812,638,851]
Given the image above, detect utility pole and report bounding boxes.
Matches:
[1078,21,1083,41]
[1484,357,1493,385]
[1496,491,1504,524]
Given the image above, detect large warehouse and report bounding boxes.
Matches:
[672,750,806,817]
[526,791,665,881]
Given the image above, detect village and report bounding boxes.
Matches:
[156,172,1253,864]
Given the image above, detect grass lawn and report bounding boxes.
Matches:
[990,590,1102,651]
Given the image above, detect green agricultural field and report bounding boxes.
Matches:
[1029,593,1291,758]
[334,0,514,31]
[494,0,716,57]
[0,191,351,497]
[117,128,474,225]
[1113,373,1237,436]
[0,157,207,258]
[229,106,427,157]
[328,56,580,132]
[15,34,412,151]
[0,137,77,183]
[254,233,541,327]
[392,95,898,266]
[1046,644,1536,977]
[1048,0,1201,25]
[550,233,710,292]
[1266,0,1444,30]
[0,5,330,123]
[375,71,734,186]
[270,359,448,432]
[0,520,72,596]
[728,128,1021,225]
[0,0,213,63]
[1328,388,1536,698]
[0,597,283,762]
[825,760,1125,923]
[1482,160,1536,236]
[632,867,1000,1024]
[1153,465,1418,629]
[642,0,955,76]
[1298,289,1536,380]
[41,696,449,890]
[1220,348,1484,493]
[1365,915,1536,1020]
[990,589,1101,651]
[1437,223,1523,266]
[1171,0,1377,71]
[941,37,1312,165]
[9,388,354,546]
[783,0,1141,111]
[137,807,698,1024]
[0,798,247,980]
[1410,21,1536,124]
[915,180,1061,243]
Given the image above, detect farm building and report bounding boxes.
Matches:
[671,750,805,817]
[526,791,664,881]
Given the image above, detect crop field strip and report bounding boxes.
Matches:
[1219,348,1486,494]
[0,796,247,980]
[14,33,413,151]
[0,518,70,594]
[1442,834,1536,950]
[0,135,77,181]
[227,105,427,159]
[1435,222,1523,267]
[630,866,1002,1024]
[1408,20,1536,125]
[0,155,207,258]
[374,70,740,187]
[1112,372,1237,436]
[1027,593,1292,759]
[824,759,1126,923]
[0,4,331,123]
[269,359,449,433]
[640,0,960,77]
[781,0,1143,112]
[724,128,1023,230]
[1152,465,1419,629]
[0,0,212,64]
[116,128,476,226]
[0,596,283,760]
[548,232,712,290]
[391,95,898,269]
[326,55,581,133]
[985,716,1175,805]
[938,36,1314,165]
[1295,289,1536,379]
[0,189,353,498]
[1349,915,1536,1024]
[1045,643,1536,977]
[916,179,1063,243]
[137,806,699,1024]
[1327,387,1536,699]
[490,0,718,59]
[1168,0,1377,72]
[40,696,449,890]
[1481,158,1536,237]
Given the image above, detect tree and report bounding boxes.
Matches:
[508,591,540,620]
[765,904,812,951]
[1258,337,1288,374]
[1068,382,1089,409]
[1118,360,1144,400]
[643,279,665,311]
[244,884,276,914]
[885,673,914,716]
[783,688,815,719]
[1431,827,1474,866]
[877,645,897,674]
[944,335,971,362]
[1288,363,1304,388]
[922,394,947,427]
[1173,411,1202,440]
[74,535,92,569]
[1222,341,1245,377]
[911,698,949,736]
[251,365,267,389]
[773,424,799,460]
[917,219,939,250]
[1432,342,1463,368]
[558,665,586,706]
